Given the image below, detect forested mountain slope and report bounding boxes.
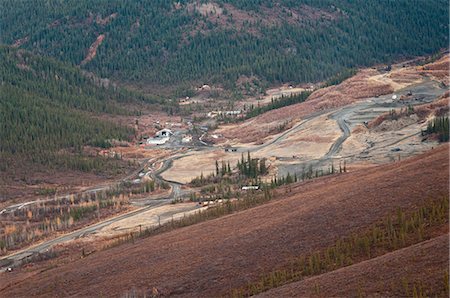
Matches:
[1,0,447,89]
[0,46,138,173]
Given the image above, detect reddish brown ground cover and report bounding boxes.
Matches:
[259,233,449,297]
[0,145,448,297]
[419,55,450,83]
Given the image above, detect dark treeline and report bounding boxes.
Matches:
[425,116,449,142]
[322,68,358,88]
[0,0,447,89]
[237,151,268,178]
[190,151,268,188]
[245,91,311,119]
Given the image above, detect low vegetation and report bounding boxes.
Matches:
[230,196,449,297]
[106,187,273,249]
[0,190,130,255]
[107,155,349,249]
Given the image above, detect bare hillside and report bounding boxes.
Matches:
[259,234,449,297]
[0,145,448,297]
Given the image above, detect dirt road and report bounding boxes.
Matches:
[1,145,447,297]
[0,199,169,270]
[277,79,445,176]
[0,153,199,270]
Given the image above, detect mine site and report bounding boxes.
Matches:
[0,1,448,297]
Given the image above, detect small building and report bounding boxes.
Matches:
[242,186,259,190]
[146,129,173,145]
[147,137,169,145]
[199,84,211,91]
[207,110,242,118]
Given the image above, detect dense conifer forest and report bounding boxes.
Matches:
[0,0,447,89]
[0,46,138,172]
[0,0,448,174]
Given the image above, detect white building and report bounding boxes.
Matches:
[207,110,242,118]
[242,186,259,190]
[146,129,173,145]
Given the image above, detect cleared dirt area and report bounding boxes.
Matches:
[161,150,240,183]
[217,56,448,144]
[1,145,447,297]
[216,69,392,144]
[340,92,450,165]
[165,113,341,183]
[89,203,203,239]
[340,116,434,164]
[80,34,105,66]
[259,233,449,297]
[255,113,340,160]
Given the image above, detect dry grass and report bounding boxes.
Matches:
[419,54,450,84]
[259,233,449,297]
[233,196,448,296]
[0,145,447,297]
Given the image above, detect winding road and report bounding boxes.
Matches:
[0,199,169,269]
[275,79,446,177]
[0,152,199,270]
[0,77,445,271]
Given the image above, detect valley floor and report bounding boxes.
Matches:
[1,145,447,297]
[0,54,448,297]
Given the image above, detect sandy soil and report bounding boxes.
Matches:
[341,94,449,165]
[216,69,393,144]
[254,114,340,160]
[90,203,203,239]
[340,116,436,164]
[217,56,448,144]
[259,233,449,297]
[165,113,341,183]
[1,145,447,297]
[161,150,241,183]
[80,34,105,66]
[367,66,423,92]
